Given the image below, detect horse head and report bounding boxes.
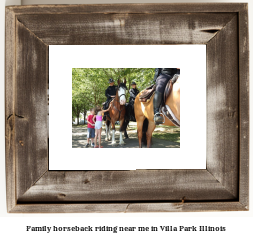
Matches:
[117,79,127,105]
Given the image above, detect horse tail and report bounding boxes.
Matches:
[142,118,149,145]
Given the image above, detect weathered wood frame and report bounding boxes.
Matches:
[5,4,249,213]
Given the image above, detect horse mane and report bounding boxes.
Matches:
[118,82,127,90]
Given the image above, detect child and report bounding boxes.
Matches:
[85,108,95,148]
[93,105,111,148]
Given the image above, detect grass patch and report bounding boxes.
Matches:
[156,125,177,129]
[73,124,179,143]
[152,131,180,143]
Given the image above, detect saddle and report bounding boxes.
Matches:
[139,74,179,103]
[138,74,180,127]
[139,84,156,102]
[162,74,180,127]
[163,74,179,104]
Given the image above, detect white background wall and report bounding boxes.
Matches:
[1,0,252,237]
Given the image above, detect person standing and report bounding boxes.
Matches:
[85,108,95,148]
[93,105,111,148]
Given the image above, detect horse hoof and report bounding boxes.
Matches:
[105,138,108,141]
[111,141,117,145]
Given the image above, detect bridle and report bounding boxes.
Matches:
[112,85,126,121]
[114,92,126,102]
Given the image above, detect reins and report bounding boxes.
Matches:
[111,86,126,121]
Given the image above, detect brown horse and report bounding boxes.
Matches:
[134,77,180,148]
[105,79,127,145]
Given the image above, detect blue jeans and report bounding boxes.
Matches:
[87,128,95,138]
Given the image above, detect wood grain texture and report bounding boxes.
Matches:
[15,20,48,200]
[5,3,249,213]
[10,202,247,213]
[238,4,249,209]
[16,13,236,45]
[125,202,248,212]
[18,170,236,202]
[5,7,17,212]
[7,3,246,14]
[206,16,239,198]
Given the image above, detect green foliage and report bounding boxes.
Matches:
[72,68,155,120]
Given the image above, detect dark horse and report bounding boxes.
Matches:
[122,103,135,140]
[105,79,127,145]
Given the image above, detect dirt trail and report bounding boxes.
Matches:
[72,125,180,148]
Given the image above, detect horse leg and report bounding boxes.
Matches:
[124,130,129,139]
[119,119,125,145]
[111,120,117,145]
[105,123,108,141]
[119,131,125,145]
[146,121,156,148]
[105,120,111,141]
[108,125,111,141]
[112,127,116,144]
[137,116,145,148]
[123,119,129,139]
[112,130,116,144]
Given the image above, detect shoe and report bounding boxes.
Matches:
[94,145,99,148]
[85,143,90,148]
[99,146,103,148]
[91,143,95,148]
[153,91,163,125]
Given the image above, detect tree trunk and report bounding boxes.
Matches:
[83,109,87,124]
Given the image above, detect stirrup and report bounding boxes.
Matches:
[154,112,165,124]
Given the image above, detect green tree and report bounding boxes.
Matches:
[72,68,155,123]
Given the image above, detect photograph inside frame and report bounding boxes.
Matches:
[72,68,180,149]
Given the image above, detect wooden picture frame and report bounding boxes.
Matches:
[5,3,249,213]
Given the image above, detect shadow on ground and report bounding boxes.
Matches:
[72,124,180,148]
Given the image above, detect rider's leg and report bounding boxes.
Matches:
[104,98,112,116]
[153,74,171,125]
[104,100,109,116]
[153,91,163,124]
